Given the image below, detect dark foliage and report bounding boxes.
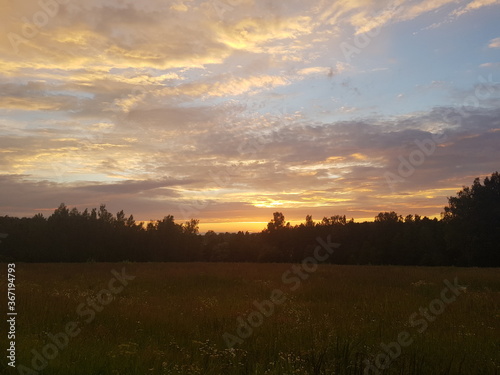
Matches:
[0,173,498,266]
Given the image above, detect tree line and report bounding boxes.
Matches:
[0,172,498,266]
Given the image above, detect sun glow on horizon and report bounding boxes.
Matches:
[0,0,498,225]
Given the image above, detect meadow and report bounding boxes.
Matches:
[1,263,499,375]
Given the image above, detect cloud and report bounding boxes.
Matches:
[0,174,189,220]
[1,1,231,69]
[488,37,500,48]
[451,0,500,17]
[297,66,331,76]
[213,15,314,53]
[321,0,459,35]
[2,105,500,221]
[77,178,189,195]
[480,62,500,68]
[297,62,348,77]
[399,0,458,21]
[0,0,499,225]
[343,0,500,34]
[350,0,405,35]
[170,2,189,12]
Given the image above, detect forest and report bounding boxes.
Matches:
[0,172,498,266]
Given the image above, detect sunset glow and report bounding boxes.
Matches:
[1,0,499,231]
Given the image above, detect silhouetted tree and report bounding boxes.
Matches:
[305,215,314,227]
[0,173,497,266]
[443,171,500,266]
[265,212,289,232]
[375,211,403,223]
[183,219,200,235]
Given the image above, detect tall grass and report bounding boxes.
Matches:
[1,263,498,374]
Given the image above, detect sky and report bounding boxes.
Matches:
[0,0,499,233]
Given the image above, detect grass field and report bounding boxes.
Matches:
[2,263,499,375]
